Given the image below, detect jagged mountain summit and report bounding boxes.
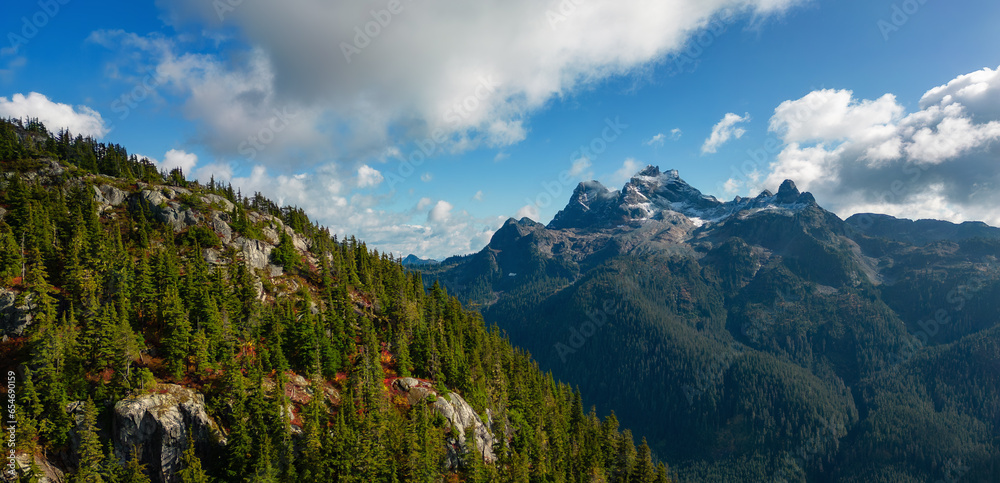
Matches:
[549,165,815,230]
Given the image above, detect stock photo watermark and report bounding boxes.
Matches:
[884,266,994,372]
[109,67,168,125]
[718,92,826,196]
[681,343,745,405]
[667,9,737,75]
[554,300,618,362]
[5,0,70,55]
[340,0,413,63]
[5,371,14,480]
[519,116,628,215]
[385,75,499,189]
[237,107,299,160]
[877,0,931,41]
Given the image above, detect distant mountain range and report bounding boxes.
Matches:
[421,165,1000,481]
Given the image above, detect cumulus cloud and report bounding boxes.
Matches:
[610,158,645,185]
[473,190,485,201]
[207,163,498,259]
[646,133,667,147]
[89,30,326,164]
[161,149,198,173]
[0,92,109,138]
[515,204,540,221]
[646,128,682,147]
[702,112,750,154]
[758,65,1000,227]
[428,200,453,223]
[357,165,385,188]
[568,157,593,178]
[919,65,1000,123]
[146,0,802,163]
[420,172,433,182]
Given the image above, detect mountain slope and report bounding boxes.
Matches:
[0,118,676,483]
[424,166,1000,481]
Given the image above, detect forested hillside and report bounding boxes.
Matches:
[0,117,674,483]
[426,167,1000,482]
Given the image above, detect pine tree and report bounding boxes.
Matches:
[74,399,104,483]
[178,438,210,483]
[160,287,192,379]
[120,451,151,483]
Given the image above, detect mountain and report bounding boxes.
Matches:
[0,118,676,483]
[423,165,1000,481]
[401,254,440,267]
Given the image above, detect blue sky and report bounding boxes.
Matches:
[3,0,1000,259]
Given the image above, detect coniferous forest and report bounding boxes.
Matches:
[0,117,675,483]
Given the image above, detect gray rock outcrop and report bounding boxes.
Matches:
[93,184,128,212]
[393,378,496,469]
[131,189,200,233]
[199,194,234,212]
[210,212,233,244]
[232,236,274,270]
[0,289,34,341]
[113,384,226,483]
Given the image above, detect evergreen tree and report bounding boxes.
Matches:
[178,438,210,483]
[73,399,104,483]
[160,287,192,379]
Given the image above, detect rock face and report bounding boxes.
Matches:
[93,184,128,212]
[209,212,233,244]
[393,378,496,469]
[0,289,34,340]
[233,236,274,270]
[113,385,225,483]
[130,189,200,233]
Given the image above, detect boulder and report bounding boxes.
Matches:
[13,452,65,483]
[284,226,312,252]
[261,227,280,245]
[392,378,496,469]
[93,184,128,212]
[113,385,225,483]
[232,237,274,270]
[130,190,199,233]
[0,289,34,341]
[199,194,234,212]
[210,213,233,244]
[202,248,223,266]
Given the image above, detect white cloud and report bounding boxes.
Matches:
[420,172,433,182]
[357,164,384,188]
[646,128,682,147]
[428,200,453,223]
[610,158,644,185]
[494,152,509,162]
[702,112,750,154]
[759,65,1000,227]
[769,90,902,145]
[645,133,667,147]
[473,190,485,201]
[0,92,109,138]
[161,149,198,173]
[145,0,803,161]
[515,204,540,221]
[919,65,1000,122]
[568,157,593,178]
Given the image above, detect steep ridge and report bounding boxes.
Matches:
[0,119,676,483]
